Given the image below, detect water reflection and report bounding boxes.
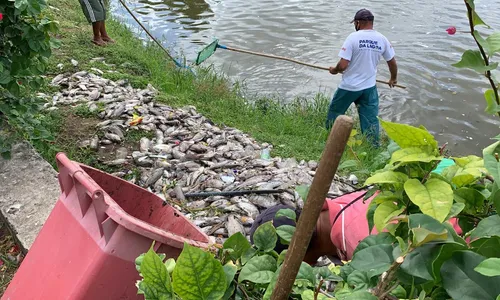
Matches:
[141,0,213,19]
[110,0,500,155]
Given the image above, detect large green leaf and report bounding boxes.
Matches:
[238,254,277,284]
[453,187,485,214]
[484,141,500,183]
[470,237,500,258]
[172,243,227,300]
[339,159,359,170]
[441,251,500,300]
[296,262,316,285]
[366,202,377,233]
[276,225,295,244]
[350,244,394,278]
[138,247,174,299]
[398,243,436,281]
[485,32,500,56]
[223,232,251,261]
[374,202,404,232]
[484,89,499,115]
[223,262,237,286]
[380,119,438,150]
[431,243,468,281]
[314,266,343,282]
[364,171,408,186]
[470,215,500,240]
[353,233,396,256]
[491,185,500,213]
[373,190,403,204]
[390,147,441,164]
[474,258,500,277]
[263,266,281,300]
[0,69,11,85]
[404,178,453,222]
[253,221,278,252]
[347,270,374,291]
[445,202,466,220]
[296,185,310,201]
[452,50,499,72]
[407,213,457,244]
[301,289,330,300]
[443,156,486,187]
[241,247,257,265]
[275,208,296,221]
[344,291,378,300]
[412,227,448,247]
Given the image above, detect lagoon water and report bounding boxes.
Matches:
[111,0,500,155]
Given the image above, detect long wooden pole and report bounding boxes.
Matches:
[224,46,406,89]
[270,115,354,300]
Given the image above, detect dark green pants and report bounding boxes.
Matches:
[79,0,106,23]
[326,86,379,146]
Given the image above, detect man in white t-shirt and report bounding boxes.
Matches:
[326,9,398,146]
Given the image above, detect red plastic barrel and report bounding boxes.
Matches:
[3,153,210,299]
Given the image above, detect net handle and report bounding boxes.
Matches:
[220,44,406,89]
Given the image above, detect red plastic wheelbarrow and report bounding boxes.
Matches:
[2,153,210,299]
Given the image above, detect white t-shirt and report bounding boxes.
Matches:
[337,30,395,91]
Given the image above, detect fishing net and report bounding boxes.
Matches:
[195,39,219,65]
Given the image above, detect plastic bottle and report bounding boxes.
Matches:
[260,148,271,160]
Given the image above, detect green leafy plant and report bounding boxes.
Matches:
[0,0,60,158]
[450,0,500,117]
[335,119,500,300]
[136,209,343,300]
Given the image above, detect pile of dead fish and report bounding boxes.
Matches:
[45,69,357,244]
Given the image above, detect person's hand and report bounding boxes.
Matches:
[329,66,338,75]
[388,78,398,88]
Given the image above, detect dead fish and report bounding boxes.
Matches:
[224,205,244,214]
[104,133,121,143]
[172,149,185,160]
[90,135,99,150]
[107,125,124,139]
[203,179,225,190]
[189,144,209,153]
[186,200,208,210]
[186,167,205,186]
[236,175,273,189]
[153,144,172,154]
[140,138,151,152]
[237,202,260,219]
[193,217,224,227]
[240,216,255,226]
[226,215,245,236]
[249,194,280,209]
[211,199,230,208]
[104,159,128,166]
[145,168,164,187]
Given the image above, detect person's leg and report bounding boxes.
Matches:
[97,0,114,43]
[92,22,105,46]
[100,21,115,43]
[355,86,380,146]
[326,88,361,129]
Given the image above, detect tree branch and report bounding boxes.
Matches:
[464,0,500,117]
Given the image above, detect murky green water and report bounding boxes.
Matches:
[111,0,500,155]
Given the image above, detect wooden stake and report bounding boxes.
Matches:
[270,115,354,300]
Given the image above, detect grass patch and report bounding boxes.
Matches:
[73,104,98,118]
[125,129,155,143]
[42,0,387,179]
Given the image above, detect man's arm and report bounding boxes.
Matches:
[387,58,398,88]
[329,58,350,75]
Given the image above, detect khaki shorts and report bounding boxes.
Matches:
[79,0,107,23]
